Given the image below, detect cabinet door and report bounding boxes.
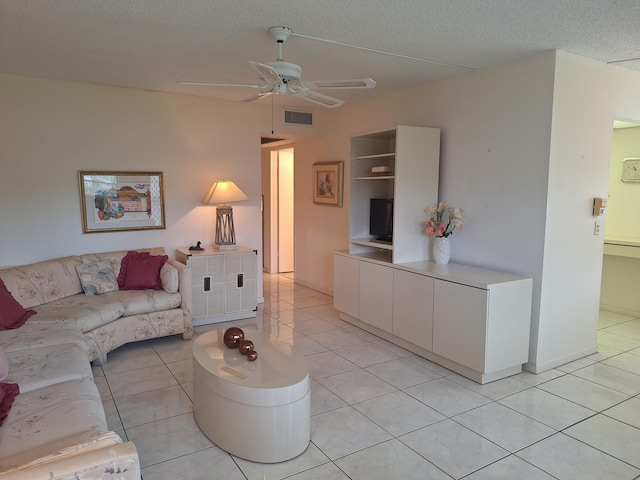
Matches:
[333,254,360,319]
[393,270,434,351]
[359,261,393,333]
[190,254,224,318]
[224,251,256,313]
[433,280,488,371]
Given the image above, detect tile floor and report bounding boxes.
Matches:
[92,273,640,480]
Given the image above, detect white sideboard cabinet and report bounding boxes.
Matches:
[333,250,533,384]
[176,246,257,326]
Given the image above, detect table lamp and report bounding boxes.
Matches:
[203,180,249,250]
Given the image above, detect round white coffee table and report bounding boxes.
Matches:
[192,329,310,463]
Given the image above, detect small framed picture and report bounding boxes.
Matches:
[312,161,344,207]
[78,171,166,233]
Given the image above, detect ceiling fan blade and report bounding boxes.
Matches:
[292,87,344,108]
[249,61,283,85]
[241,91,273,103]
[179,81,266,89]
[303,78,376,89]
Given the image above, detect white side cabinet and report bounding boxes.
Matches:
[333,250,533,384]
[176,246,257,326]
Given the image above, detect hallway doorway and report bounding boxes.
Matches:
[263,146,294,274]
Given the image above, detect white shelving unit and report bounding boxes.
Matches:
[349,125,440,264]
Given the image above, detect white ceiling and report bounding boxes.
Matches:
[2,0,640,110]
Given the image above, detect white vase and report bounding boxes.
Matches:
[432,236,451,264]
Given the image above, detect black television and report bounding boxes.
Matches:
[370,198,393,243]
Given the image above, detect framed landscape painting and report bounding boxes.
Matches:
[79,171,166,233]
[312,161,343,207]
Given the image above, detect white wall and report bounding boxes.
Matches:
[291,50,626,373]
[0,74,270,299]
[533,51,614,372]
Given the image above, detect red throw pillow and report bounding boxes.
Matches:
[0,383,20,427]
[117,251,151,288]
[122,254,168,290]
[0,279,36,330]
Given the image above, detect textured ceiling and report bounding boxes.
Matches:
[2,0,640,109]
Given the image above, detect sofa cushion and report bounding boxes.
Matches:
[0,378,107,469]
[30,295,125,333]
[0,279,36,330]
[81,247,166,282]
[0,346,8,382]
[75,260,119,295]
[117,250,150,288]
[5,343,93,394]
[0,322,88,354]
[160,262,179,293]
[122,254,168,290]
[101,289,181,317]
[0,256,83,309]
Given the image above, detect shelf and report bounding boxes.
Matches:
[355,175,395,180]
[354,152,396,160]
[350,237,394,250]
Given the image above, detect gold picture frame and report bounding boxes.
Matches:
[79,171,166,233]
[312,161,343,207]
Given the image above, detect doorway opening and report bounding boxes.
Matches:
[263,146,295,274]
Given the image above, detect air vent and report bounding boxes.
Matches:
[284,110,313,126]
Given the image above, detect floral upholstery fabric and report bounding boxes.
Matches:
[76,260,119,295]
[5,343,92,394]
[0,256,83,309]
[0,377,108,469]
[1,433,139,480]
[0,322,87,354]
[30,295,125,332]
[85,309,185,364]
[102,289,181,316]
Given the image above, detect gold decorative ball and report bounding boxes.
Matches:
[247,350,258,362]
[239,339,254,355]
[223,327,245,348]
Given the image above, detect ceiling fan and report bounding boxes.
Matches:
[180,26,376,108]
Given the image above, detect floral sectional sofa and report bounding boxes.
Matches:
[1,247,193,364]
[0,247,193,479]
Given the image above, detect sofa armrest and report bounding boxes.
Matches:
[0,434,140,480]
[168,259,193,339]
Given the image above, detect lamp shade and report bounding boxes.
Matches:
[203,180,249,205]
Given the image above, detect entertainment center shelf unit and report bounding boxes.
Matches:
[349,125,440,264]
[337,125,533,384]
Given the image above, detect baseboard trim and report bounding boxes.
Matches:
[524,344,598,374]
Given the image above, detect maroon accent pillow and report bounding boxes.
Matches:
[122,254,168,290]
[117,251,150,288]
[0,383,19,427]
[0,279,36,330]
